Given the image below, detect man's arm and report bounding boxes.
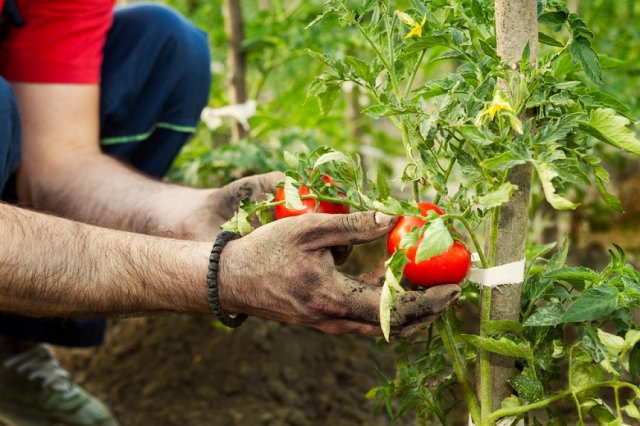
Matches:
[12,83,274,240]
[0,201,211,317]
[0,203,459,335]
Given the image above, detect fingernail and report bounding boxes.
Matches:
[374,212,396,227]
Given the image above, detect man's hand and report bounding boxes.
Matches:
[179,171,284,241]
[217,211,460,336]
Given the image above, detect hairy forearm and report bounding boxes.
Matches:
[0,202,211,317]
[18,151,215,238]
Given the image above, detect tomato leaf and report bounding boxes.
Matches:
[380,251,407,341]
[578,108,640,156]
[596,329,626,356]
[463,335,533,360]
[508,375,545,404]
[524,302,566,327]
[221,208,254,236]
[622,401,640,420]
[478,183,517,208]
[415,218,453,264]
[534,161,579,210]
[283,176,305,210]
[561,285,618,323]
[538,32,564,47]
[480,151,527,172]
[313,151,351,169]
[544,266,599,283]
[568,35,604,84]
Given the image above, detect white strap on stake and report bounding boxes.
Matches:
[467,253,525,287]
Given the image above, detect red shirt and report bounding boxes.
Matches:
[0,0,115,83]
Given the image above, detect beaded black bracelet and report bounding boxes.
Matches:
[207,230,247,328]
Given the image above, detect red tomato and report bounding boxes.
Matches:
[387,202,471,288]
[274,175,350,219]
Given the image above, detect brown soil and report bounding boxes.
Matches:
[57,315,408,426]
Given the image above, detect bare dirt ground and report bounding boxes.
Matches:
[57,315,409,426]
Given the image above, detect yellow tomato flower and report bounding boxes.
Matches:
[396,11,426,39]
[475,91,523,135]
[487,92,513,119]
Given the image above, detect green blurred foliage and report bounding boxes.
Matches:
[164,0,639,197]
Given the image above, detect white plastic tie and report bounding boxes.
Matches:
[467,254,525,287]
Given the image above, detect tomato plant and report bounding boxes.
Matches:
[274,175,349,218]
[387,202,471,287]
[221,0,640,425]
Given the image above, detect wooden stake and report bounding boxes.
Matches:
[223,0,248,141]
[480,0,538,414]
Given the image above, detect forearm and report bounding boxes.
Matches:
[18,151,215,238]
[0,202,211,317]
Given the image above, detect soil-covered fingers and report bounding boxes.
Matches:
[307,276,459,336]
[391,285,460,334]
[216,171,285,219]
[295,211,397,249]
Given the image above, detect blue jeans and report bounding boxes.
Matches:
[0,4,211,347]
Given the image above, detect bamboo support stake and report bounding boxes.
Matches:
[223,0,248,141]
[479,0,538,417]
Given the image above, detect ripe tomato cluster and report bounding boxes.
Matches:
[274,178,470,288]
[387,202,471,288]
[274,175,349,219]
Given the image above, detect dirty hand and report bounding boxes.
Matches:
[181,171,284,240]
[216,211,460,336]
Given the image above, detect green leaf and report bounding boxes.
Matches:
[596,329,626,355]
[578,108,640,156]
[463,335,533,359]
[544,266,599,283]
[562,285,618,323]
[221,208,254,236]
[481,320,524,335]
[524,302,566,327]
[314,151,351,169]
[580,326,607,363]
[622,401,640,420]
[283,151,298,169]
[376,172,390,200]
[538,32,564,47]
[481,151,527,172]
[458,125,495,146]
[535,161,579,210]
[415,218,453,263]
[568,35,604,84]
[539,11,568,26]
[380,251,408,341]
[478,183,517,208]
[362,104,413,119]
[595,175,623,212]
[508,375,545,404]
[283,176,305,210]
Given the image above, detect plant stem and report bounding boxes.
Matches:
[442,214,489,269]
[478,207,500,424]
[403,49,427,98]
[488,381,640,422]
[614,382,622,419]
[255,193,362,211]
[433,157,457,205]
[412,181,421,203]
[435,315,482,425]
